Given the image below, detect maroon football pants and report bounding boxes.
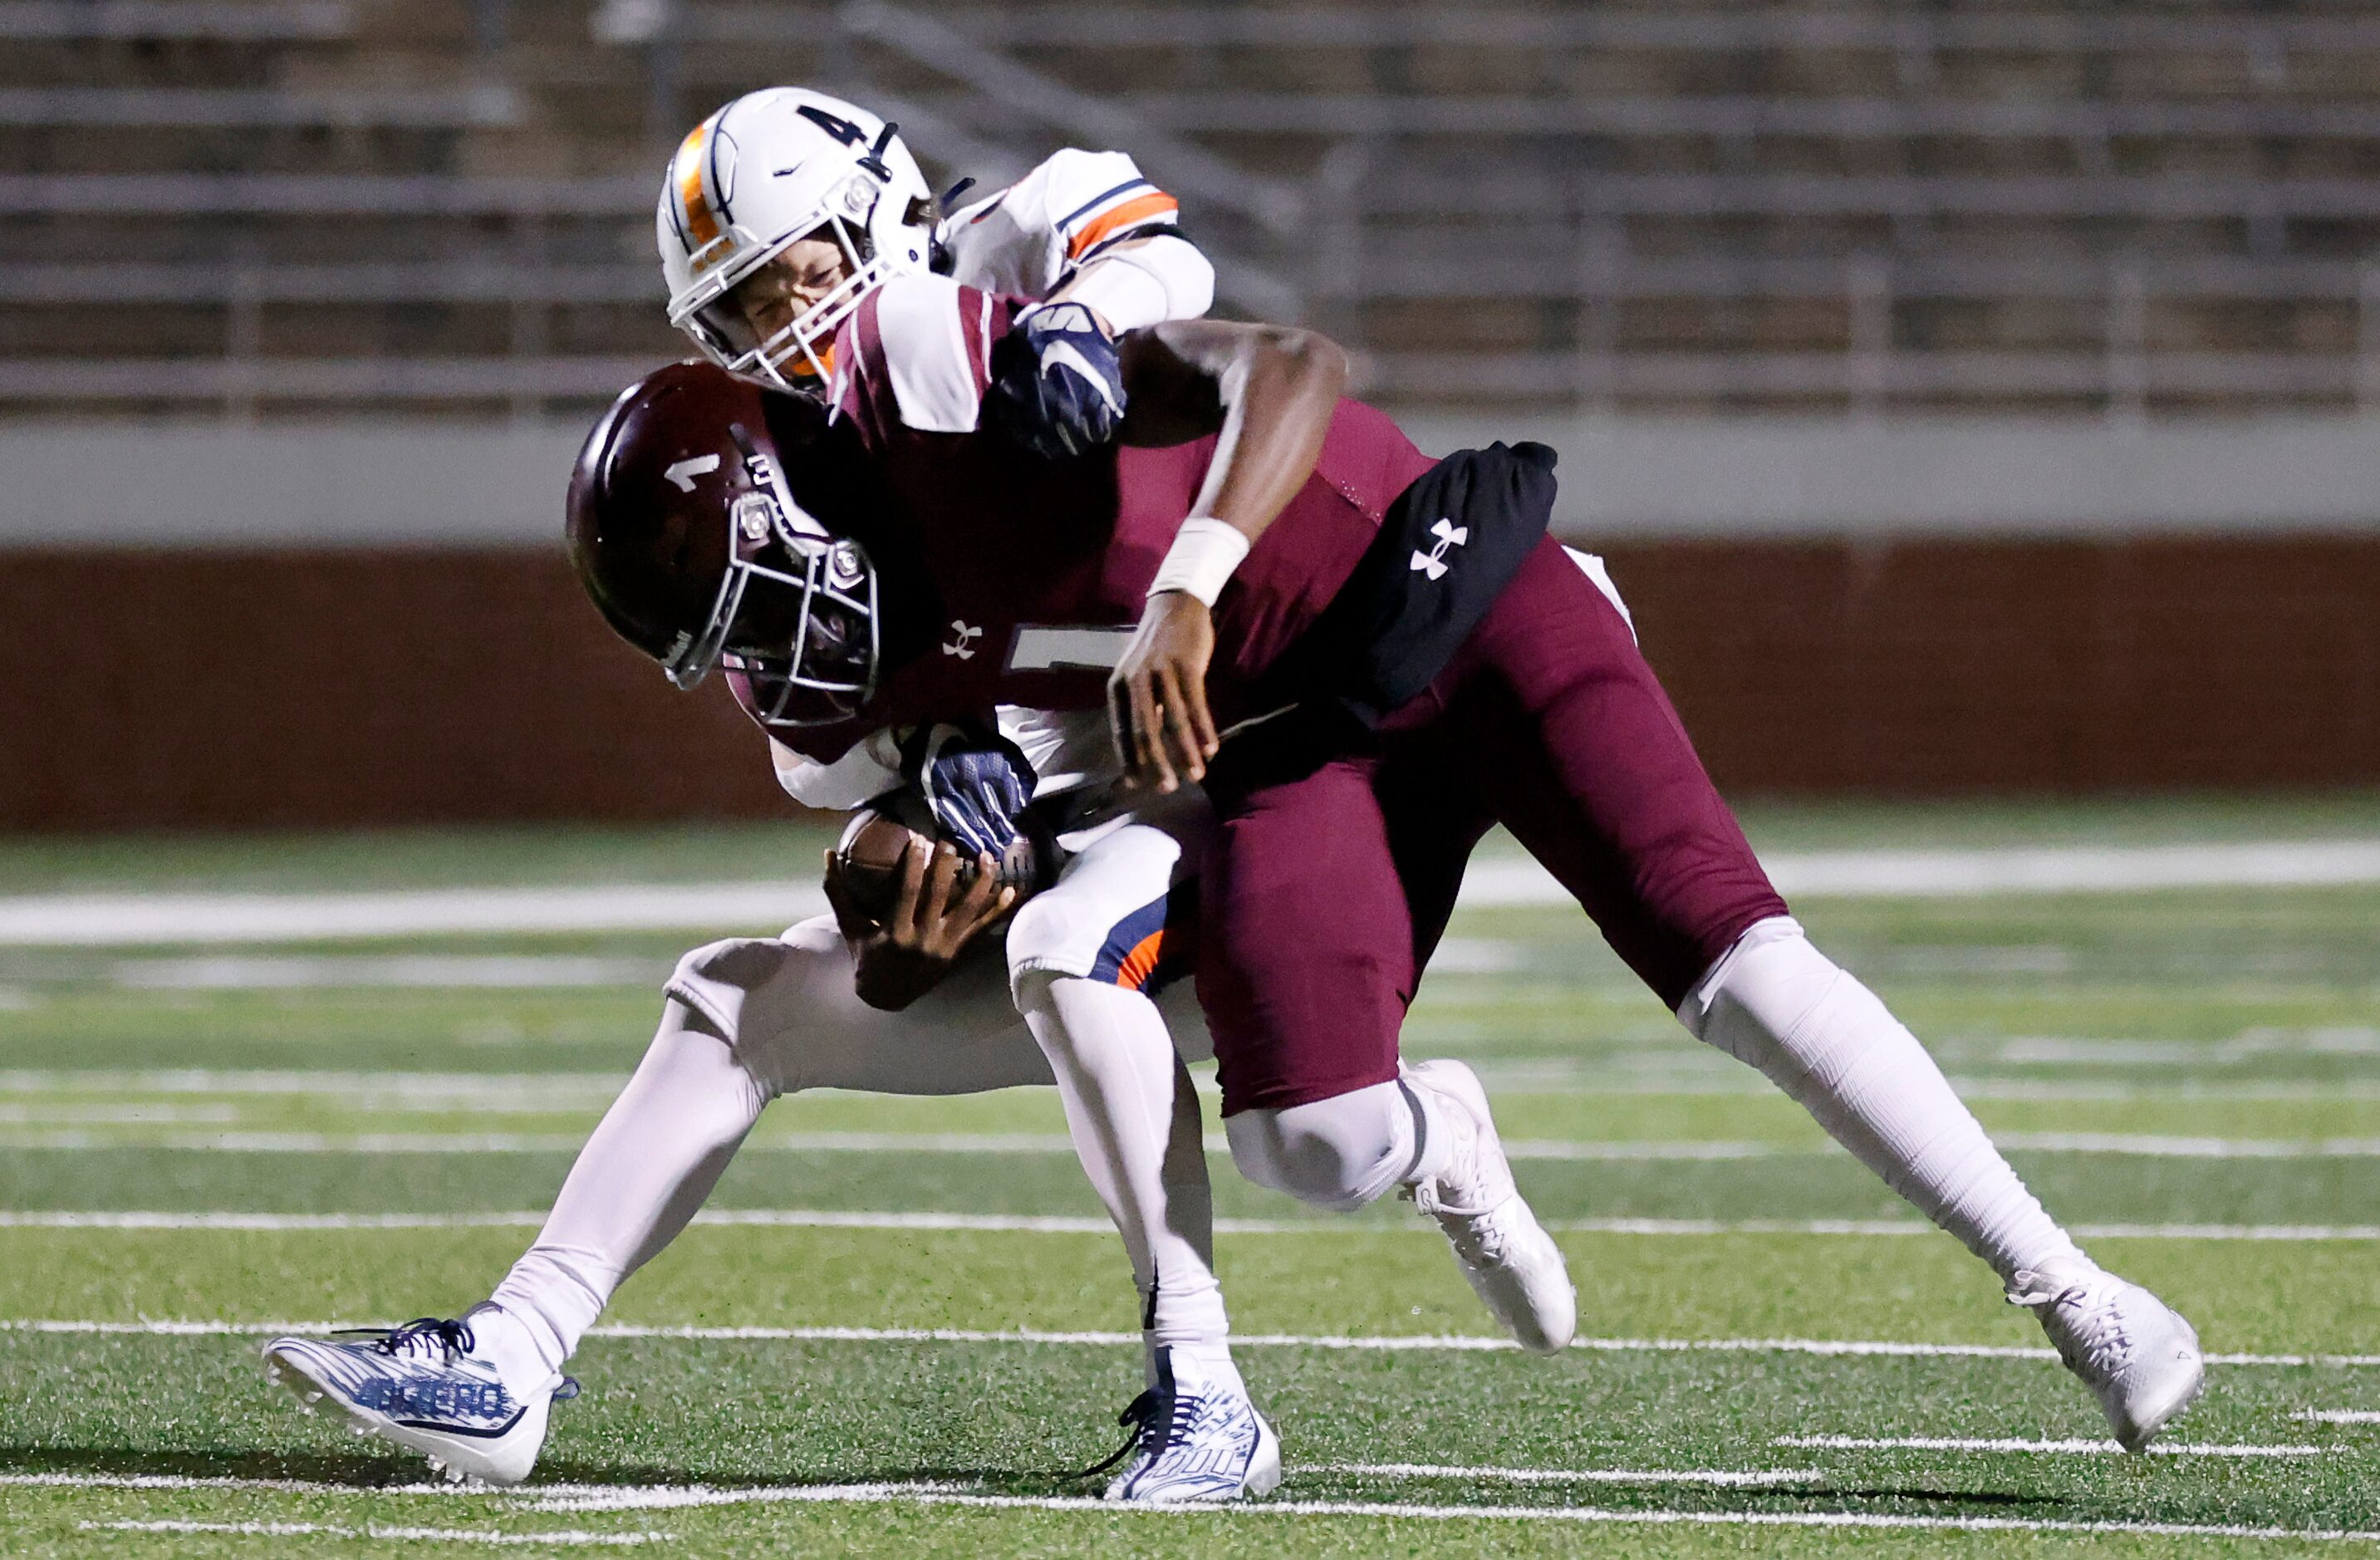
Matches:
[1196,537,1789,1114]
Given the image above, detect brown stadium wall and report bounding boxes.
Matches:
[2,536,2374,832]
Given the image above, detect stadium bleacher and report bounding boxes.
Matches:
[5,1,2379,417]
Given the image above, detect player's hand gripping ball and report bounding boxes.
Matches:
[900,722,1039,861]
[828,791,1049,928]
[988,300,1127,458]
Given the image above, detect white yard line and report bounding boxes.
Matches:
[1313,1463,1820,1487]
[5,1470,451,1495]
[109,955,664,990]
[6,1209,2378,1243]
[1466,839,2380,903]
[4,839,2379,946]
[7,1317,2373,1368]
[0,882,829,946]
[78,1520,665,1546]
[1996,1132,2380,1158]
[373,1483,2380,1542]
[12,1067,2380,1110]
[22,1473,2380,1543]
[2299,1410,2380,1424]
[0,1103,237,1126]
[0,1070,635,1117]
[30,1473,2380,1542]
[14,1125,2380,1160]
[1776,1434,2322,1458]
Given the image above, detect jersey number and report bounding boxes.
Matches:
[797,105,895,180]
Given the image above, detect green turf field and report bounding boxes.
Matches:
[3,799,2378,1555]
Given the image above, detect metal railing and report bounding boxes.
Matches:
[0,0,350,38]
[5,0,2378,415]
[1113,94,2380,141]
[900,7,2380,56]
[0,86,520,129]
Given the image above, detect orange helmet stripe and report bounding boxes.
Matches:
[675,120,722,255]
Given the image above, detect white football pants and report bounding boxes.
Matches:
[479,915,1229,1391]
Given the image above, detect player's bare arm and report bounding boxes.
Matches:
[822,838,1015,1011]
[1109,319,1352,792]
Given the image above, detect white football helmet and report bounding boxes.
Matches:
[657,87,934,391]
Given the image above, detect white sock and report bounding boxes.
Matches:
[1680,917,2083,1283]
[483,1000,765,1390]
[463,1302,554,1393]
[1016,974,1233,1384]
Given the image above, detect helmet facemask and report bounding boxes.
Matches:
[667,424,880,728]
[670,175,891,393]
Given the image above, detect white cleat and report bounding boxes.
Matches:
[1400,1058,1578,1356]
[2009,1255,2205,1452]
[263,1315,576,1486]
[1102,1348,1282,1504]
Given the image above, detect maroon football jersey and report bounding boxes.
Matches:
[748,275,1434,762]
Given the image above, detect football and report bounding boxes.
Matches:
[830,792,1049,924]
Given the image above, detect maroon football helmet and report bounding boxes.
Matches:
[567,361,882,728]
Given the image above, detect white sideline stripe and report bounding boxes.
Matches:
[79,1520,663,1546]
[1314,1463,1821,1487]
[1778,1434,2323,1458]
[8,1317,2376,1368]
[3,838,2378,944]
[7,1209,2379,1244]
[31,1476,2380,1543]
[2299,1410,2380,1424]
[17,1125,2380,1160]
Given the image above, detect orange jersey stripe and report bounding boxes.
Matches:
[675,121,722,255]
[1111,929,1168,992]
[1067,192,1179,259]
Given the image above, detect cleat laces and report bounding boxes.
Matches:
[1075,1385,1215,1482]
[350,1317,478,1363]
[1073,1389,1163,1481]
[2010,1271,2132,1377]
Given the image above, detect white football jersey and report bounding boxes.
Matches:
[937,148,1213,333]
[770,148,1213,814]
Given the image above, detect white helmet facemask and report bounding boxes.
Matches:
[658,88,934,394]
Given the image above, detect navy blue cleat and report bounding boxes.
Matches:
[1102,1348,1281,1504]
[263,1314,576,1486]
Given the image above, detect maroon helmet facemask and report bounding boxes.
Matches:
[683,422,879,728]
[569,361,883,729]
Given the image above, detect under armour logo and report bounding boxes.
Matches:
[1410,518,1469,581]
[942,620,982,659]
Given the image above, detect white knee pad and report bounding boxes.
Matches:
[1224,1081,1416,1214]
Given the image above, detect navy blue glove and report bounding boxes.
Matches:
[988,300,1126,459]
[900,721,1038,861]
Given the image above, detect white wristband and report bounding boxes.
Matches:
[1146,516,1249,607]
